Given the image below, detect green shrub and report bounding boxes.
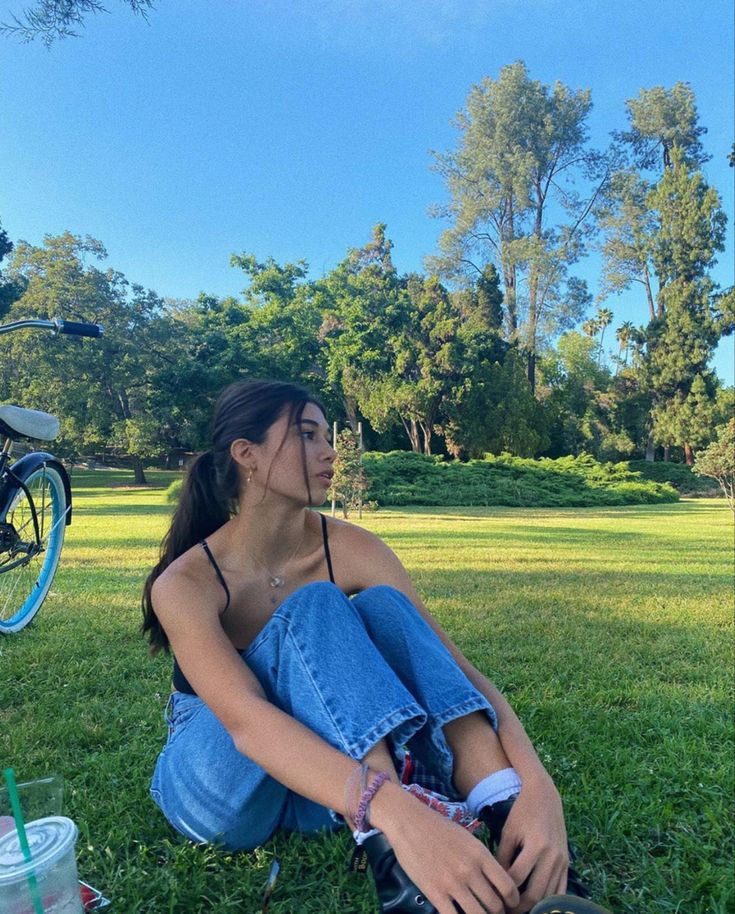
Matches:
[164,478,183,504]
[628,459,720,494]
[362,451,678,507]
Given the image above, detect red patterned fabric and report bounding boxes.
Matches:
[404,783,480,832]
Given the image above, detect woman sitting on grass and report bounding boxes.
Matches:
[142,379,612,914]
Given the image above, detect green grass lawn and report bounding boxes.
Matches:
[2,470,733,913]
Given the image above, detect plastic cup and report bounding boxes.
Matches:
[0,816,83,913]
[0,776,64,834]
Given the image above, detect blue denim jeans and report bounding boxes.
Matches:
[149,582,497,850]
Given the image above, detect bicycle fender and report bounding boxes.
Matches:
[1,452,73,525]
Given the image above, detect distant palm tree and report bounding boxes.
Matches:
[582,318,600,338]
[616,321,635,367]
[596,308,613,355]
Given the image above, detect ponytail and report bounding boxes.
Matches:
[141,378,324,655]
[141,450,234,654]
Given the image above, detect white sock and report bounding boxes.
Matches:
[353,826,381,845]
[466,767,522,816]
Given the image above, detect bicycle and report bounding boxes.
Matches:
[0,317,103,633]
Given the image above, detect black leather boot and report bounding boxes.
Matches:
[361,832,437,913]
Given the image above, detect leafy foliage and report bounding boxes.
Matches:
[329,428,372,518]
[628,459,720,495]
[693,420,735,510]
[0,232,186,482]
[431,61,601,388]
[618,82,710,172]
[362,451,678,507]
[0,0,155,45]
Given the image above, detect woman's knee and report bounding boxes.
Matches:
[351,584,416,623]
[275,580,346,617]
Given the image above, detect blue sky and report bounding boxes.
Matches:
[1,0,733,381]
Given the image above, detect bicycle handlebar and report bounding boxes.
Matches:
[0,318,104,338]
[56,320,103,338]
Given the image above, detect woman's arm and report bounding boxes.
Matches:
[152,569,520,914]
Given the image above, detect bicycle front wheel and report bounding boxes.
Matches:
[0,463,68,633]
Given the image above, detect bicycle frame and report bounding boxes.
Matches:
[0,315,101,631]
[0,449,73,533]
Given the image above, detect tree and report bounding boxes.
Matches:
[617,83,710,172]
[595,307,613,366]
[345,272,463,455]
[599,87,727,463]
[431,60,604,390]
[318,225,406,433]
[615,321,635,368]
[464,263,504,332]
[229,252,327,394]
[538,331,609,457]
[444,349,547,458]
[329,428,371,518]
[644,150,727,463]
[597,84,711,328]
[595,169,658,321]
[1,0,155,45]
[1,232,177,483]
[0,219,24,318]
[693,420,735,511]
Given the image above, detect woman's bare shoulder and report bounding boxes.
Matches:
[322,514,404,587]
[322,514,388,552]
[151,543,226,620]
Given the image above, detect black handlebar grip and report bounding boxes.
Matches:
[58,321,104,338]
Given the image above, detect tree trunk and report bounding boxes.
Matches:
[663,445,670,462]
[527,349,536,394]
[401,417,421,452]
[501,198,518,338]
[343,396,359,434]
[420,422,432,455]
[526,202,543,391]
[683,442,694,466]
[644,264,657,322]
[645,430,655,462]
[133,456,147,485]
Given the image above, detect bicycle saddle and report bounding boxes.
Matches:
[0,405,60,441]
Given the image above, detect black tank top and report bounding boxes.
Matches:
[171,513,335,695]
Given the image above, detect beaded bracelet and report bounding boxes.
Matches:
[354,770,390,833]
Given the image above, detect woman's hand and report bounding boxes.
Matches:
[377,784,520,914]
[494,773,569,913]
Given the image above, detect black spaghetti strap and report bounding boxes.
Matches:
[320,513,335,584]
[200,539,231,611]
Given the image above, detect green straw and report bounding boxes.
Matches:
[3,768,45,914]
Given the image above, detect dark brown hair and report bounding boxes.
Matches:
[142,379,324,653]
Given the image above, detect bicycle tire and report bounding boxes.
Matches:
[0,461,68,633]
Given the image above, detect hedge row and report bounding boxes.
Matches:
[361,452,679,507]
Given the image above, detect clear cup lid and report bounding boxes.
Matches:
[0,816,78,884]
